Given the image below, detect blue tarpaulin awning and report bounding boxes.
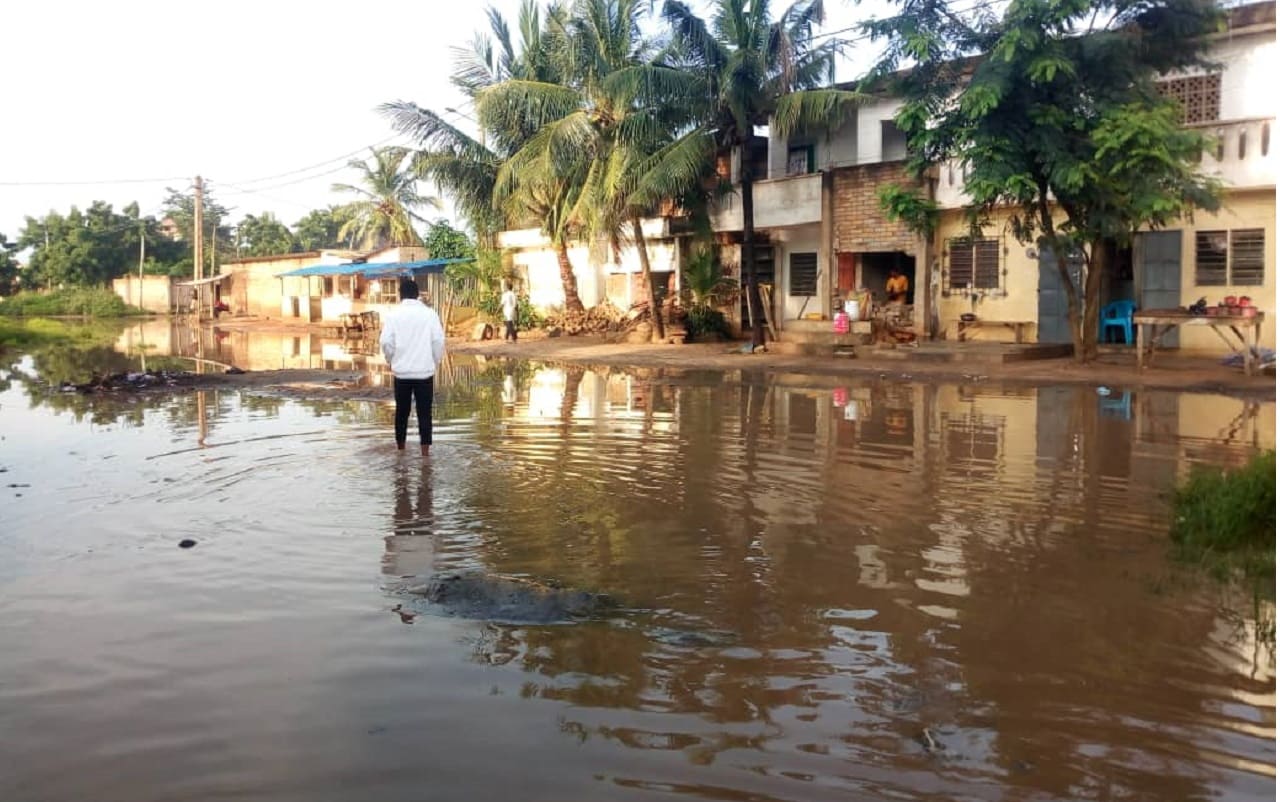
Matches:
[275,257,472,279]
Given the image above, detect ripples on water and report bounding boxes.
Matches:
[0,354,1274,802]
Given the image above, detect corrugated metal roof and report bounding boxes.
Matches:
[275,257,472,278]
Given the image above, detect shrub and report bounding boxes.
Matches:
[1171,451,1276,599]
[685,305,730,341]
[0,288,143,318]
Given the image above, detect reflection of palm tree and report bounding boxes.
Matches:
[332,147,441,249]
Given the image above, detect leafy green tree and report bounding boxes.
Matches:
[869,0,1221,361]
[424,219,476,260]
[235,212,297,256]
[160,186,235,276]
[332,147,441,249]
[14,202,174,288]
[292,206,350,250]
[656,0,863,347]
[0,233,20,296]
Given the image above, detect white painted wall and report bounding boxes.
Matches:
[776,226,823,321]
[511,244,603,309]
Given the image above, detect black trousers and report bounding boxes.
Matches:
[393,377,434,445]
[504,320,517,341]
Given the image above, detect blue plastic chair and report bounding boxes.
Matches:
[1099,300,1137,345]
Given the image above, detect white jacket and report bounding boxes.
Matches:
[380,299,446,379]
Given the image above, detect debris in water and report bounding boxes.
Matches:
[178,539,198,549]
[57,370,198,395]
[916,728,947,755]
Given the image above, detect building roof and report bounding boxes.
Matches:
[223,251,322,265]
[275,257,473,278]
[175,273,233,287]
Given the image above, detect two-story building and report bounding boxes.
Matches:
[929,0,1275,352]
[496,2,1272,353]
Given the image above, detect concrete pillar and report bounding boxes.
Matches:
[820,170,835,318]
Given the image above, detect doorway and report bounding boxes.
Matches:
[860,251,916,305]
[1037,249,1084,344]
[1138,231,1182,348]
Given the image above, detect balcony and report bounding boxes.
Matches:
[1193,117,1274,190]
[710,172,823,233]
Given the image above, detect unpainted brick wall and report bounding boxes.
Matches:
[833,163,919,253]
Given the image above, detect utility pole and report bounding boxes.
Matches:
[138,222,146,310]
[193,176,204,282]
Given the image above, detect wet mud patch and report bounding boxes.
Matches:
[390,571,623,625]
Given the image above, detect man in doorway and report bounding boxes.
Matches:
[501,281,518,342]
[886,268,910,305]
[380,277,446,456]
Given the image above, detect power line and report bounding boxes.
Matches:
[218,133,407,186]
[0,175,187,188]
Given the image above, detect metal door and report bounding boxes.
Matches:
[1138,231,1182,348]
[1037,249,1084,344]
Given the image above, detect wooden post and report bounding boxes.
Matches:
[193,176,204,282]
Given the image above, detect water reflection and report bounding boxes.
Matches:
[416,370,1274,800]
[1,329,1274,802]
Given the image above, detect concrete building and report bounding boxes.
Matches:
[928,1,1275,352]
[499,2,1271,354]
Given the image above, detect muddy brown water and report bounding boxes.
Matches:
[0,328,1275,801]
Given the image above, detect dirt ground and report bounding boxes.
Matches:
[194,327,1275,402]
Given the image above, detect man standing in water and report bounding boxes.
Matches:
[380,277,446,455]
[500,281,518,342]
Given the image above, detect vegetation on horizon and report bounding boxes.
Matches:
[0,287,145,318]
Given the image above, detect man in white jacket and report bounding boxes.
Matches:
[380,277,446,455]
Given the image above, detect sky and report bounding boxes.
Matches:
[0,0,893,248]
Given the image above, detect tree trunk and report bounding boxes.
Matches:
[740,162,765,349]
[631,217,665,342]
[555,240,585,314]
[1080,240,1109,363]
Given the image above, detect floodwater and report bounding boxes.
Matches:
[0,322,1275,802]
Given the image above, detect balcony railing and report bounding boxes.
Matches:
[710,172,823,232]
[1191,117,1274,189]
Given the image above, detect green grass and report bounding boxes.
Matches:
[0,287,145,318]
[1171,451,1276,601]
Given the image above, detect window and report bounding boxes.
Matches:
[947,237,1001,289]
[945,414,1001,464]
[881,120,908,161]
[1196,229,1266,286]
[1157,74,1221,125]
[786,145,814,176]
[789,252,818,296]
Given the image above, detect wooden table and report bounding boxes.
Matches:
[1134,309,1266,375]
[958,319,1034,344]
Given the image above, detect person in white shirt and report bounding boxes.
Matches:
[379,277,446,455]
[500,282,518,342]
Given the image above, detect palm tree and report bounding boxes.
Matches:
[660,0,864,347]
[331,146,439,250]
[381,1,571,263]
[483,0,696,329]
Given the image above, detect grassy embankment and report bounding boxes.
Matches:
[1171,451,1276,602]
[0,289,145,353]
[0,287,144,318]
